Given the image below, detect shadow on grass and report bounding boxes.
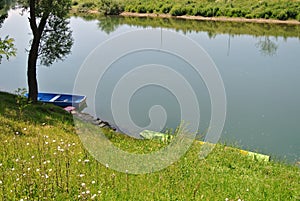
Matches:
[0,91,74,127]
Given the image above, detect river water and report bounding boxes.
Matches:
[1,10,300,164]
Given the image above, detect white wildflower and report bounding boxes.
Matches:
[48,169,52,172]
[15,131,19,135]
[91,181,96,184]
[78,159,82,162]
[79,174,84,178]
[91,194,97,199]
[16,178,19,181]
[23,128,27,131]
[105,163,109,168]
[45,174,49,179]
[31,156,35,159]
[0,180,2,184]
[81,183,86,187]
[11,167,15,171]
[52,140,56,143]
[45,141,49,145]
[36,168,40,172]
[84,159,89,163]
[26,143,29,146]
[86,190,90,194]
[27,168,31,171]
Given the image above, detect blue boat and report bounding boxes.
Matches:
[25,92,87,108]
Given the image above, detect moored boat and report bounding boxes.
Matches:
[25,92,87,108]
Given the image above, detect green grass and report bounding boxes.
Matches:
[0,91,299,200]
[72,0,300,21]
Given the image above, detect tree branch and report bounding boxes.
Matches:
[29,0,38,35]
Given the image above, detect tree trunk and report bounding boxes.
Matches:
[27,37,39,102]
[27,0,49,102]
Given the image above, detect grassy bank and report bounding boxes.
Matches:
[0,91,299,200]
[72,0,300,22]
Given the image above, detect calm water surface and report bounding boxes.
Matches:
[1,10,300,163]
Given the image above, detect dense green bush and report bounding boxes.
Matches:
[286,8,298,19]
[277,10,288,20]
[170,5,185,16]
[160,4,173,14]
[169,4,195,16]
[99,0,124,15]
[145,4,156,13]
[129,6,137,13]
[136,5,147,13]
[192,6,205,16]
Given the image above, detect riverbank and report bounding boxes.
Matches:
[0,91,299,199]
[71,10,300,39]
[72,0,300,25]
[120,11,300,25]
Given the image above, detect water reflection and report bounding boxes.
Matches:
[94,15,300,38]
[94,15,300,57]
[255,36,278,56]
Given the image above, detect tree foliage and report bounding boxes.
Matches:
[0,0,17,63]
[0,36,16,63]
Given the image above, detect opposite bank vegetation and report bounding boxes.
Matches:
[72,0,300,22]
[1,90,300,200]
